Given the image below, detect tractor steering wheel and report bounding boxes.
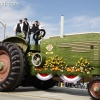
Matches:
[33,29,46,41]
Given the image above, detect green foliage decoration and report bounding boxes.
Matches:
[27,52,94,77]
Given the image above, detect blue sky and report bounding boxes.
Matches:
[0,0,100,40]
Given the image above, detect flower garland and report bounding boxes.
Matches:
[27,52,94,77]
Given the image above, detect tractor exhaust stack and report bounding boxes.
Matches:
[60,15,64,38]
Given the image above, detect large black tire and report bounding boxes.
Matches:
[32,76,56,90]
[88,77,100,100]
[0,42,25,91]
[8,43,26,91]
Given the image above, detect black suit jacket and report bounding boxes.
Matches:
[32,24,39,33]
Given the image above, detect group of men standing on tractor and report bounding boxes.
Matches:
[14,18,40,44]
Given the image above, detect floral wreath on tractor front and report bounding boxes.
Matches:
[27,52,94,77]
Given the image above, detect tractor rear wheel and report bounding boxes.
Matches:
[88,77,100,100]
[0,42,25,91]
[32,76,56,90]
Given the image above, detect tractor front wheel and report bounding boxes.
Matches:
[32,76,56,90]
[0,42,25,91]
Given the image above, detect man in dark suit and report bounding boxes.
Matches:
[32,20,40,33]
[28,20,40,44]
[22,18,29,40]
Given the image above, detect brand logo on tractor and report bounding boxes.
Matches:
[46,44,53,51]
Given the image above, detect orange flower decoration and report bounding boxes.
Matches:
[67,68,72,72]
[54,66,58,71]
[76,68,81,72]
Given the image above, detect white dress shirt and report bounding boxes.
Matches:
[14,23,23,32]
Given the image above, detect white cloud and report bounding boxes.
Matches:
[40,22,60,38]
[0,0,35,40]
[65,15,100,34]
[0,0,59,40]
[37,15,100,38]
[1,0,100,41]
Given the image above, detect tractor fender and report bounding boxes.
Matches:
[3,36,28,52]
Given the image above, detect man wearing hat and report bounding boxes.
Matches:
[22,18,29,40]
[28,20,40,44]
[14,19,23,36]
[32,20,40,33]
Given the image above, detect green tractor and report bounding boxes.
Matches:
[0,29,56,92]
[0,28,100,100]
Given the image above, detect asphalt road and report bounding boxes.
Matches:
[0,86,92,100]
